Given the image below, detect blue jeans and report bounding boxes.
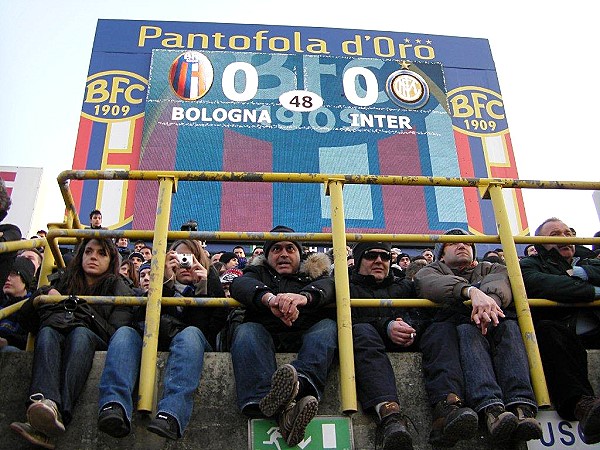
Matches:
[230,319,337,413]
[31,326,106,425]
[98,325,211,436]
[0,345,22,352]
[457,320,537,412]
[420,321,465,406]
[352,323,400,411]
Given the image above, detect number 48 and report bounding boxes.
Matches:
[289,95,314,109]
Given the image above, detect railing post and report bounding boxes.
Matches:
[325,178,357,414]
[484,183,551,407]
[137,176,176,412]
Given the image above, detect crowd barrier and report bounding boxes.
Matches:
[1,170,600,418]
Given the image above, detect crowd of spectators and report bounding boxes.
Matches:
[2,190,600,449]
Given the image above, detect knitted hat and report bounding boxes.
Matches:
[138,261,151,274]
[434,228,476,261]
[264,226,302,257]
[128,251,144,261]
[219,252,238,265]
[397,252,411,261]
[11,257,35,288]
[352,241,392,270]
[220,268,243,284]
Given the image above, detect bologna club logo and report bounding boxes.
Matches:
[169,51,214,101]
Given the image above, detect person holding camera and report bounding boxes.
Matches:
[10,238,134,449]
[97,239,227,441]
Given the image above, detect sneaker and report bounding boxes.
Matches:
[27,393,65,437]
[277,395,318,447]
[429,393,478,447]
[98,402,130,438]
[10,421,55,449]
[376,402,413,450]
[259,364,299,417]
[147,412,179,440]
[485,404,518,441]
[575,395,600,444]
[508,404,542,442]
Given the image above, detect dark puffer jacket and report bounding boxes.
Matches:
[230,253,335,334]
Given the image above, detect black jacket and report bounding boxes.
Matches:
[520,245,600,327]
[0,223,22,286]
[143,266,228,350]
[19,273,134,343]
[230,253,335,334]
[349,271,430,342]
[0,291,30,349]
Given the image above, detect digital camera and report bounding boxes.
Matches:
[176,253,193,268]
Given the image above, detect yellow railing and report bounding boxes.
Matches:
[2,170,600,415]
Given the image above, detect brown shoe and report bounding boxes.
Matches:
[508,404,542,442]
[27,394,65,437]
[10,421,55,449]
[575,395,600,444]
[485,404,518,441]
[277,395,318,447]
[259,364,299,417]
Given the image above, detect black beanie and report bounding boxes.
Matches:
[11,257,35,288]
[434,228,476,261]
[264,226,302,257]
[352,241,392,270]
[219,252,238,265]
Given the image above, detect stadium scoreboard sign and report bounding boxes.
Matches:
[73,20,528,236]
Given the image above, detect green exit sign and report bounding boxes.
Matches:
[249,416,353,450]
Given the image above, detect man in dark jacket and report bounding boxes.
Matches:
[229,226,337,447]
[521,217,600,444]
[349,241,425,450]
[0,257,35,351]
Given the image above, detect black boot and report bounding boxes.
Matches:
[575,395,600,444]
[376,402,413,450]
[429,393,478,447]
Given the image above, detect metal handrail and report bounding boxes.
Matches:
[3,169,600,413]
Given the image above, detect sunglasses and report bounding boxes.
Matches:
[362,250,392,261]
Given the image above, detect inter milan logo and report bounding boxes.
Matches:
[386,69,429,109]
[169,51,214,101]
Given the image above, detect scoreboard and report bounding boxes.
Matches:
[73,20,527,236]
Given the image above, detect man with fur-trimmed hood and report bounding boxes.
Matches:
[229,225,336,447]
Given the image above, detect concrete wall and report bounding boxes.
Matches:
[1,351,598,450]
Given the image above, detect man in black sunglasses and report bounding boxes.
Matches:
[349,241,430,450]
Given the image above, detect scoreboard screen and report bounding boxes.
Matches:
[73,20,527,236]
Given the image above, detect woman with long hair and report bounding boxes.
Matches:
[97,239,228,441]
[11,238,134,449]
[119,259,140,288]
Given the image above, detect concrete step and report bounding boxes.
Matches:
[1,351,598,449]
